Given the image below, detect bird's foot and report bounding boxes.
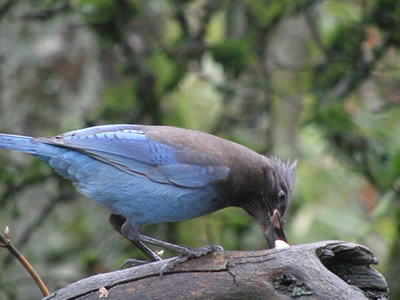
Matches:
[159,244,223,275]
[181,244,224,257]
[121,258,150,269]
[159,255,190,275]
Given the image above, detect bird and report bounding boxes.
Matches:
[0,124,296,262]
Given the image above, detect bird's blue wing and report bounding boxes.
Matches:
[156,164,229,187]
[40,125,229,188]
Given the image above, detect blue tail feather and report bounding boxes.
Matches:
[0,134,58,158]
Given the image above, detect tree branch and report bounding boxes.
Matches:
[43,241,388,300]
[0,228,49,297]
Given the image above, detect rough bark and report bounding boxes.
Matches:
[43,241,388,300]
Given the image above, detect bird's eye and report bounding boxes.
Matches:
[278,190,286,201]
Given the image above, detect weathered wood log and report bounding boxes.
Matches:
[43,241,388,300]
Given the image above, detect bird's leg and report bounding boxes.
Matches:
[137,234,223,274]
[109,214,223,272]
[138,234,223,258]
[109,214,161,263]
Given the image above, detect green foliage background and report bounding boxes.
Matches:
[0,0,399,298]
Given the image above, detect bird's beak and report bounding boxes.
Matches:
[264,209,288,249]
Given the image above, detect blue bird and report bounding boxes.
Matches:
[0,125,296,261]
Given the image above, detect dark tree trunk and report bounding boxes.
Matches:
[43,241,388,300]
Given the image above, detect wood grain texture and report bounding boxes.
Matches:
[43,241,388,300]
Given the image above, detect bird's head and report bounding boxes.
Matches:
[243,157,297,249]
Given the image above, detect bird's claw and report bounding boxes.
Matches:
[121,258,150,269]
[159,244,224,275]
[120,245,224,274]
[182,244,224,257]
[159,255,189,275]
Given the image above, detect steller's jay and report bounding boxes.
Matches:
[0,125,296,262]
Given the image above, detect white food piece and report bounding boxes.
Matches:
[275,240,290,249]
